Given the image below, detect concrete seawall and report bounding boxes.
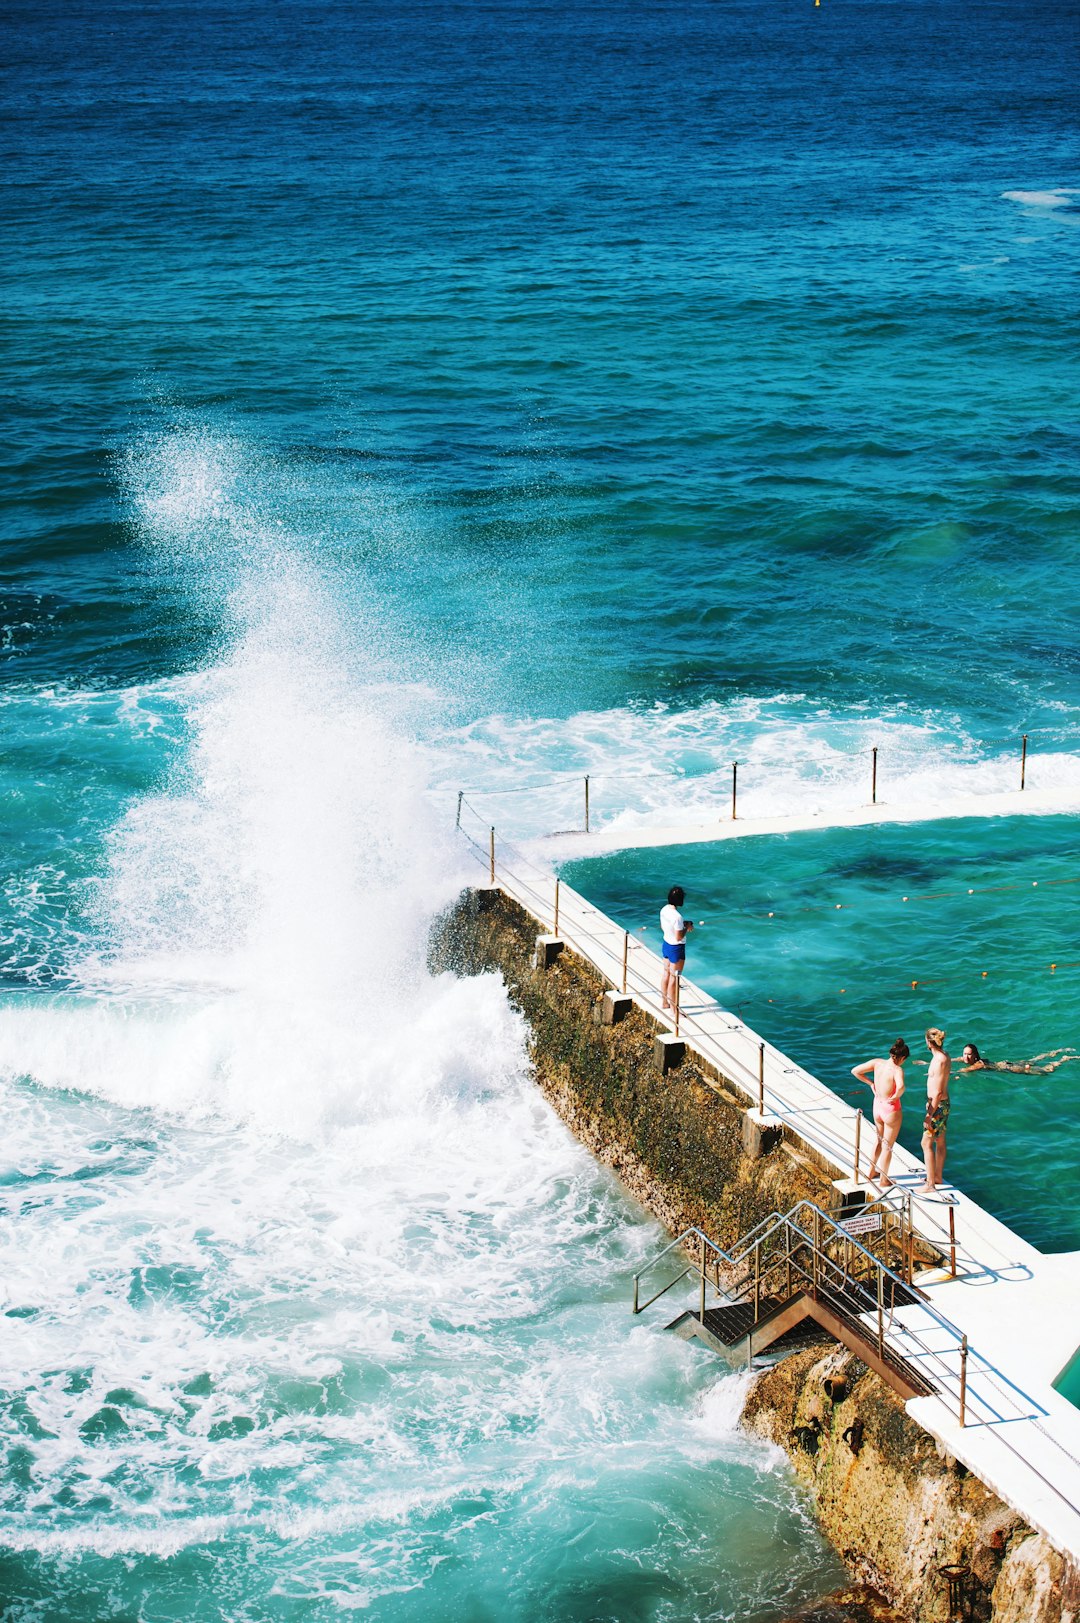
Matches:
[430,886,1079,1623]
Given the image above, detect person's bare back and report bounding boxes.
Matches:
[851,1040,908,1188]
[920,1026,951,1194]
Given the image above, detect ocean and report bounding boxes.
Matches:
[1,0,1078,1615]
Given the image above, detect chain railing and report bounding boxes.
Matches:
[451,729,1065,838]
[455,798,1036,1278]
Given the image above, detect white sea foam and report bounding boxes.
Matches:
[1002,189,1079,209]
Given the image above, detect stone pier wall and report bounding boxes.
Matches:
[429,887,1077,1623]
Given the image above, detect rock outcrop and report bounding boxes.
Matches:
[745,1344,1078,1622]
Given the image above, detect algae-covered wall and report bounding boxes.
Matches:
[431,888,1078,1623]
[430,887,827,1246]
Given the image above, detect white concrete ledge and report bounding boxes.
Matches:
[533,784,1080,860]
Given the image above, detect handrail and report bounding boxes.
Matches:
[632,1225,739,1315]
[731,1201,957,1333]
[630,1198,990,1427]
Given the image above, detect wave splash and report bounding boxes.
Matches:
[0,427,482,1132]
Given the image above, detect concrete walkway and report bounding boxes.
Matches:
[463,830,1080,1563]
[534,782,1080,861]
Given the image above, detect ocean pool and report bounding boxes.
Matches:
[563,813,1080,1253]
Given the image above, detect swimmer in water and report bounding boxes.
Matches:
[851,1039,908,1189]
[960,1042,1080,1075]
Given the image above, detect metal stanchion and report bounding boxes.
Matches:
[584,775,590,832]
[553,878,560,936]
[853,1109,862,1183]
[939,1563,970,1623]
[699,1233,707,1323]
[731,761,738,821]
[871,746,878,805]
[674,975,681,1037]
[489,826,495,885]
[959,1336,968,1426]
[622,930,629,995]
[1020,733,1028,791]
[758,1042,765,1111]
[455,789,463,829]
[949,1206,957,1278]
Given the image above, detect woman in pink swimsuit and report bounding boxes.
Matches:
[851,1039,909,1189]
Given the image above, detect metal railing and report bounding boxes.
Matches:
[455,800,1039,1282]
[451,730,1053,838]
[634,1200,978,1418]
[456,803,901,1190]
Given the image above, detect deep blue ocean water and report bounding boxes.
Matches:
[1,0,1078,1617]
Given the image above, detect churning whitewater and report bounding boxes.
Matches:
[0,434,841,1621]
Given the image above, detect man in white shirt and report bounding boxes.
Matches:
[659,885,693,1014]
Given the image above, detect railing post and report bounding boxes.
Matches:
[959,1335,968,1426]
[853,1108,862,1183]
[785,1223,792,1298]
[622,930,629,994]
[1020,734,1028,792]
[674,974,681,1037]
[753,1243,761,1322]
[811,1209,820,1298]
[949,1205,957,1278]
[489,826,496,885]
[871,746,878,805]
[553,878,560,937]
[905,1193,914,1283]
[758,1042,765,1112]
[584,774,590,832]
[699,1234,707,1324]
[877,1263,885,1357]
[455,789,463,829]
[632,1274,639,1314]
[731,760,738,821]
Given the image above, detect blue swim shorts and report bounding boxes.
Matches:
[661,941,685,964]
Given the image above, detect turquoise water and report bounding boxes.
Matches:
[565,813,1080,1249]
[1057,1350,1080,1412]
[3,0,1079,1614]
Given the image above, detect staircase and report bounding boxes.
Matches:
[633,1200,940,1401]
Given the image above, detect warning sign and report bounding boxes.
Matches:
[841,1210,883,1236]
